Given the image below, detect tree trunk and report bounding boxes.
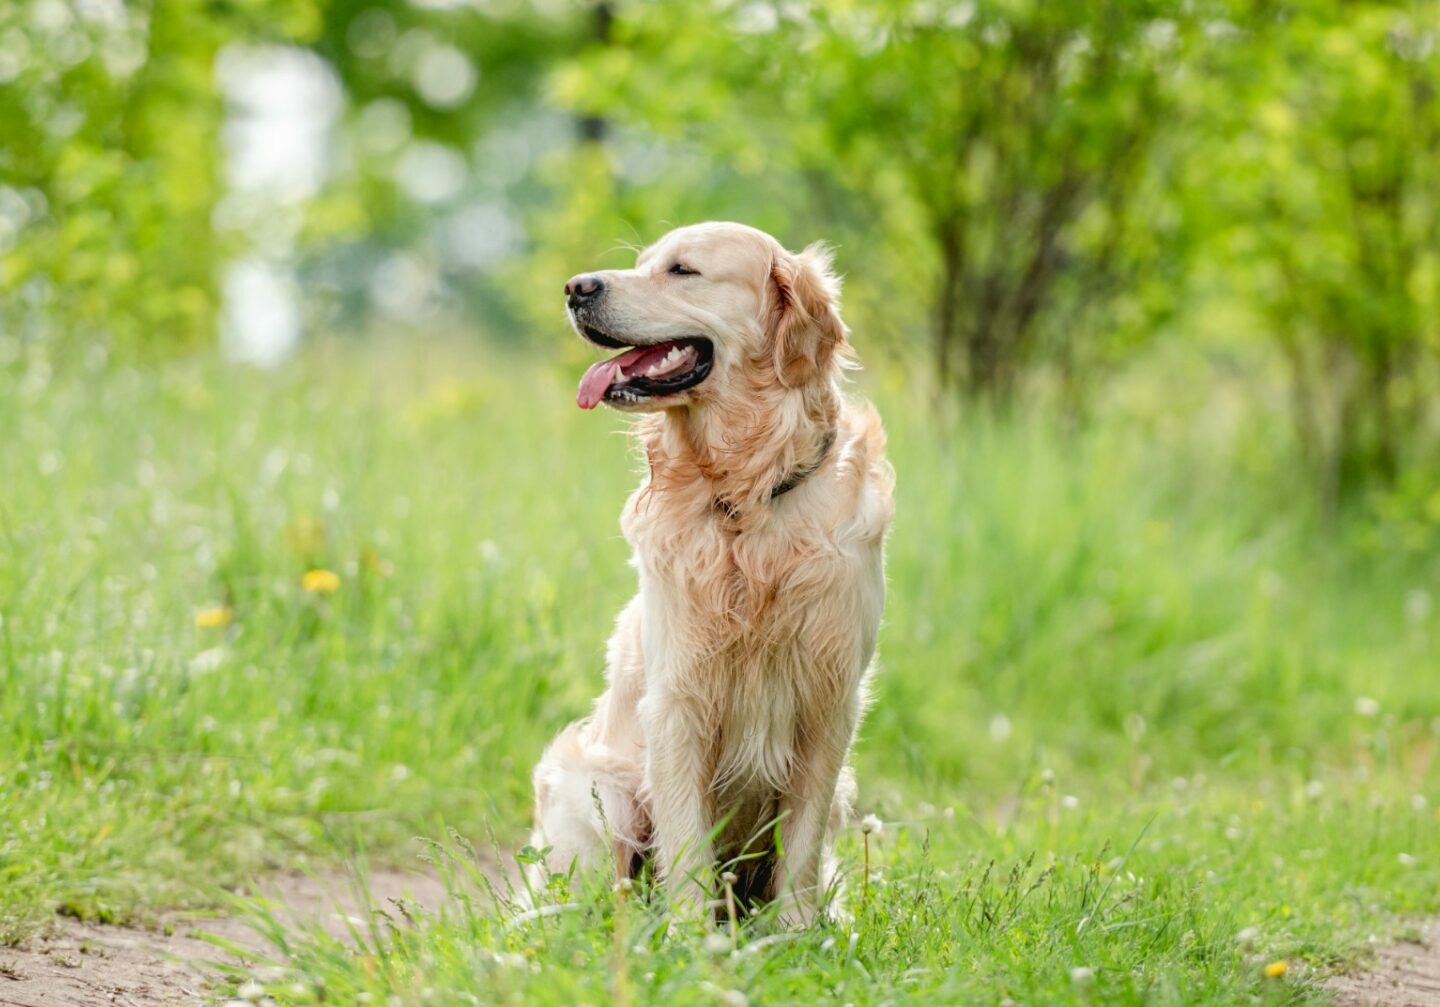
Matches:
[965,272,1009,400]
[932,220,963,392]
[576,4,613,143]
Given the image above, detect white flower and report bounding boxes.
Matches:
[1355,696,1381,717]
[860,814,883,836]
[1070,966,1094,985]
[1404,589,1432,624]
[189,646,228,674]
[989,714,1012,742]
[1236,926,1259,947]
[1398,852,1418,867]
[703,933,732,955]
[237,981,265,1001]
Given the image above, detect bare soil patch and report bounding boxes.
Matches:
[1329,922,1440,1007]
[0,869,448,1007]
[13,868,1432,1007]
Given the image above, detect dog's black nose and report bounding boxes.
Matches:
[565,274,605,306]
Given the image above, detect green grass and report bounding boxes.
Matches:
[2,337,1438,1004]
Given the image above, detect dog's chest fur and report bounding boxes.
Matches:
[622,420,891,802]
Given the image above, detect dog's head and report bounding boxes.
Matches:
[567,222,847,412]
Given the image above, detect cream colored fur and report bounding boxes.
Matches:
[530,222,894,925]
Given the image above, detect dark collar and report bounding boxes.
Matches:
[713,428,836,521]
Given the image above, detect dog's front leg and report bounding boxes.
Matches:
[640,689,715,915]
[773,703,858,927]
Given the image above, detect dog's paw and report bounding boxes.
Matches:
[772,892,823,930]
[658,876,722,937]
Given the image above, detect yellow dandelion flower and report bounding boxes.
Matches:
[194,605,233,629]
[1264,960,1289,979]
[301,569,341,594]
[286,514,326,556]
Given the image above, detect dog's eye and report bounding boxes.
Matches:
[668,263,699,277]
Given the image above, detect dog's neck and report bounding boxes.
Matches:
[638,377,840,521]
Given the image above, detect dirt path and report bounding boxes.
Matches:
[1328,923,1440,1007]
[6,874,1435,1007]
[0,870,449,1007]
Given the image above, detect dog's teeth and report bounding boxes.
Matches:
[644,346,689,377]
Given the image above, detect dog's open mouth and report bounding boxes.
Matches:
[576,328,714,410]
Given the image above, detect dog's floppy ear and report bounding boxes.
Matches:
[767,242,848,387]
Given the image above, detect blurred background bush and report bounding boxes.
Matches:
[2,0,1437,507]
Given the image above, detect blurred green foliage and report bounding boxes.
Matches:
[1,0,217,351]
[565,1,1190,397]
[1,0,1436,493]
[1188,0,1440,503]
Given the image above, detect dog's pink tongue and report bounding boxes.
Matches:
[576,346,650,410]
[577,359,620,410]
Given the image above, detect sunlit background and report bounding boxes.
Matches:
[3,4,1440,1002]
[3,0,1436,506]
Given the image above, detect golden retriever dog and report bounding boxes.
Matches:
[529,221,894,925]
